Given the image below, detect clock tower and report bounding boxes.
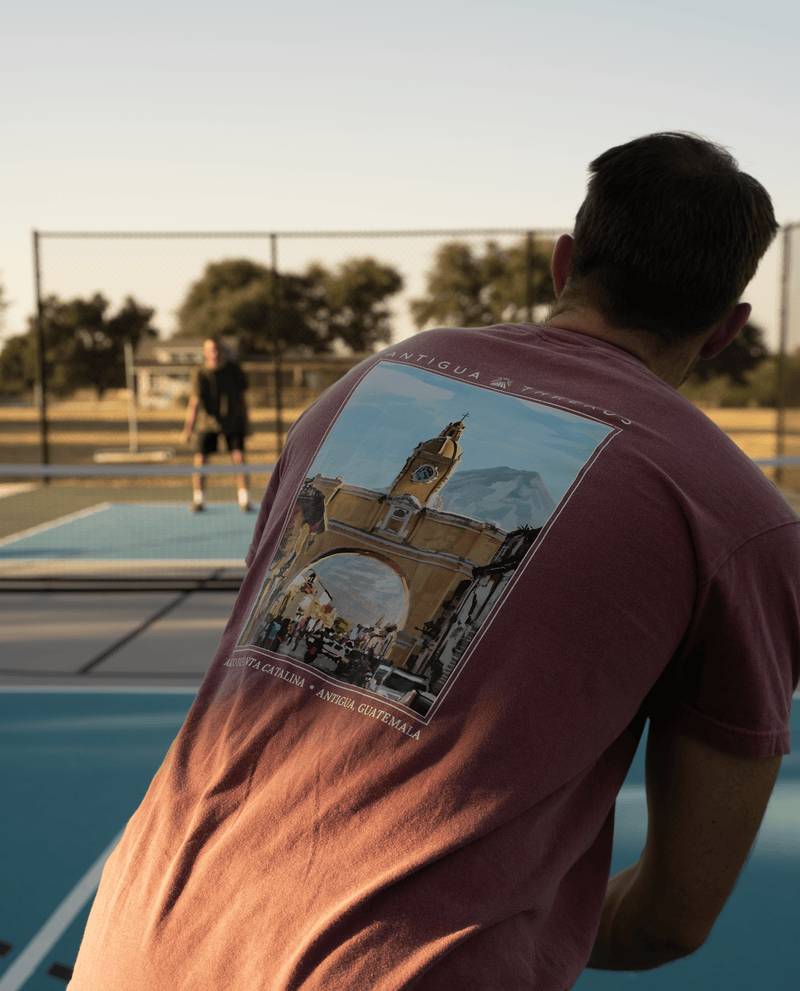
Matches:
[388,416,467,507]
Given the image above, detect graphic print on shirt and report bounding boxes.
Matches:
[236,361,616,719]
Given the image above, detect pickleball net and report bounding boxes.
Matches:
[0,462,275,591]
[2,455,799,592]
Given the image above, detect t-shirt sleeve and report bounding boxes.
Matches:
[653,522,800,757]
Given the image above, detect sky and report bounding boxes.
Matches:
[308,362,613,508]
[3,0,800,352]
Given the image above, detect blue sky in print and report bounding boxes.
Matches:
[307,362,614,508]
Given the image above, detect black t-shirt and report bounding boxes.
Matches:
[192,361,248,432]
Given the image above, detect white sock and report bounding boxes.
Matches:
[193,491,204,505]
[238,488,249,506]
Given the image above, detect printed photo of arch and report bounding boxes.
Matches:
[236,360,617,718]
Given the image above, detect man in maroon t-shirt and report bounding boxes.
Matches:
[542,135,788,970]
[68,134,798,991]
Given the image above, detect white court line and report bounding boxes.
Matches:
[0,484,36,500]
[0,827,125,991]
[0,685,199,694]
[0,557,243,570]
[0,713,191,732]
[0,503,111,550]
[0,686,195,982]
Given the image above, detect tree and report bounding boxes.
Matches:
[686,321,768,387]
[0,277,8,335]
[314,257,404,352]
[175,256,403,354]
[0,293,158,399]
[410,237,556,330]
[0,333,35,396]
[175,259,319,354]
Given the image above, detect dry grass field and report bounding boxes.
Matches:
[0,394,303,464]
[2,394,800,541]
[699,407,780,459]
[695,407,800,492]
[3,394,800,482]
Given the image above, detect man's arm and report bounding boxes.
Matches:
[240,390,251,436]
[182,396,199,443]
[587,721,781,971]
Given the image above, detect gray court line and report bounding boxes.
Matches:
[75,591,193,675]
[0,503,112,550]
[75,563,233,676]
[0,827,125,991]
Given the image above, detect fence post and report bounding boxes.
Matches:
[525,232,534,322]
[270,233,285,456]
[32,230,51,473]
[124,341,139,453]
[775,225,791,486]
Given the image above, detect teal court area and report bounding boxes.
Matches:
[0,687,797,991]
[0,501,258,573]
[0,500,798,989]
[573,701,800,990]
[0,687,197,991]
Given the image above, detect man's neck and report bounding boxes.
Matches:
[541,308,702,389]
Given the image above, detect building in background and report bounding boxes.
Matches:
[133,337,370,409]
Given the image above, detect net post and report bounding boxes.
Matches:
[776,225,791,486]
[525,231,534,322]
[32,230,51,477]
[270,233,285,456]
[124,341,139,452]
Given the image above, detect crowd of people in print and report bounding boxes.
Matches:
[250,613,385,687]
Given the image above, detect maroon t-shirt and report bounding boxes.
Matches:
[70,325,800,991]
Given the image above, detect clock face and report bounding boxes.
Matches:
[411,463,438,483]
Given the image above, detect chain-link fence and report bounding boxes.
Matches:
[27,227,568,462]
[18,224,800,492]
[774,222,800,487]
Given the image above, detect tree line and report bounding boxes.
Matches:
[0,240,779,400]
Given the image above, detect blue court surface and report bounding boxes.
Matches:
[0,687,797,991]
[0,502,256,568]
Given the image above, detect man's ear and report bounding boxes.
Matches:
[551,234,574,297]
[699,302,752,359]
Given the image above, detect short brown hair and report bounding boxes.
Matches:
[566,132,778,344]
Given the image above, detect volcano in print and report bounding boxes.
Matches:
[437,466,556,530]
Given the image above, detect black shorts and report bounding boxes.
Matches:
[197,431,246,456]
